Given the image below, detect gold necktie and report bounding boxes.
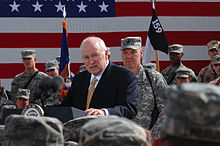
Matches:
[86,77,98,109]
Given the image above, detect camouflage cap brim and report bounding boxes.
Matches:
[176,74,190,78]
[16,95,29,100]
[120,45,140,51]
[46,66,57,71]
[21,56,34,59]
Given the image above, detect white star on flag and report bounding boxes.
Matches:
[55,1,65,12]
[9,1,20,12]
[98,1,109,13]
[89,0,96,2]
[32,1,43,12]
[77,1,87,13]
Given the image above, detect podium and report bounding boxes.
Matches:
[1,106,87,124]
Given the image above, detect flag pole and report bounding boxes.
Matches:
[152,0,160,72]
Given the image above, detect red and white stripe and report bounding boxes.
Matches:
[0,0,220,89]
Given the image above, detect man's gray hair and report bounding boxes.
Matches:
[80,37,107,51]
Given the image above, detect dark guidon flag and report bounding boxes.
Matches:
[143,8,169,64]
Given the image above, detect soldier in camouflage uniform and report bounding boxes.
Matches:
[209,54,220,85]
[175,67,191,85]
[159,83,220,146]
[3,115,64,146]
[0,80,11,100]
[197,40,219,83]
[45,60,59,77]
[11,50,47,103]
[161,44,197,85]
[79,116,150,146]
[44,60,61,106]
[121,37,168,140]
[0,80,16,122]
[15,88,30,109]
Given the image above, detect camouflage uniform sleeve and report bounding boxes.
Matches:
[197,67,207,82]
[148,70,168,139]
[189,69,197,82]
[161,66,172,84]
[10,75,21,101]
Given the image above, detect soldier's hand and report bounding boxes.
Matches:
[85,108,106,116]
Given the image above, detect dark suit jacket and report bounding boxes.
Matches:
[62,62,139,119]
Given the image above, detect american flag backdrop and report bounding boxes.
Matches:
[0,0,220,89]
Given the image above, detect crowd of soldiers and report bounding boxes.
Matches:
[0,37,219,146]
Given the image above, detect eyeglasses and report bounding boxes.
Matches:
[82,53,100,63]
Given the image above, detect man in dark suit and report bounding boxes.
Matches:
[61,37,139,119]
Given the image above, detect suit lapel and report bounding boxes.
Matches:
[92,62,112,101]
[81,72,91,109]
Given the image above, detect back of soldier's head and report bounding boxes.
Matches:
[63,115,101,142]
[79,116,149,146]
[3,115,64,146]
[161,83,220,146]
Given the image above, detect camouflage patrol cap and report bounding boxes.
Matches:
[56,56,60,64]
[65,141,79,146]
[3,115,64,146]
[63,115,101,142]
[16,88,30,100]
[207,40,220,51]
[176,67,191,78]
[168,44,183,53]
[79,116,149,146]
[121,37,142,51]
[79,65,87,72]
[21,49,35,59]
[162,83,220,143]
[143,63,156,71]
[213,54,220,65]
[45,60,59,71]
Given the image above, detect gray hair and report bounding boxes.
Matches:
[80,37,107,51]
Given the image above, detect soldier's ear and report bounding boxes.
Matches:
[140,48,143,57]
[189,77,192,82]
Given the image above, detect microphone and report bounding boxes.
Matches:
[50,75,64,92]
[39,76,53,90]
[32,75,64,106]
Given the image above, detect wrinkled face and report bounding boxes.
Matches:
[16,98,29,109]
[169,52,183,65]
[46,68,59,77]
[176,77,191,85]
[208,48,218,59]
[214,64,220,76]
[121,48,143,72]
[81,39,108,76]
[22,57,36,69]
